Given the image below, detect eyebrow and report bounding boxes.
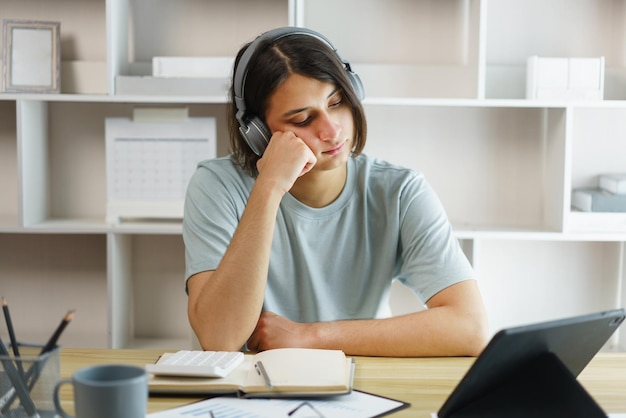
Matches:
[281,87,341,118]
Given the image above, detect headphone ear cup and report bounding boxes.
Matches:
[239,116,271,157]
[347,70,365,101]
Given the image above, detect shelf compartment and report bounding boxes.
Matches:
[566,107,626,232]
[17,100,229,230]
[0,0,107,94]
[296,0,482,98]
[108,0,289,94]
[485,0,626,99]
[108,233,189,349]
[363,104,567,233]
[570,107,626,188]
[475,238,624,347]
[0,233,108,347]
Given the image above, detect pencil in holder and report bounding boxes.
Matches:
[0,343,60,418]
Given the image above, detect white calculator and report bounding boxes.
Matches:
[146,350,244,378]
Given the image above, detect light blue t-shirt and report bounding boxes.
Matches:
[183,154,474,322]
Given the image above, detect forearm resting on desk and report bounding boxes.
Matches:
[318,307,488,357]
[249,280,489,357]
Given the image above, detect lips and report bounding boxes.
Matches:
[323,141,346,155]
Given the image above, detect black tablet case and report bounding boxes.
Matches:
[438,308,625,418]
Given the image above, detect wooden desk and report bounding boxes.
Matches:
[59,349,626,417]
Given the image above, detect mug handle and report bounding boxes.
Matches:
[53,378,74,418]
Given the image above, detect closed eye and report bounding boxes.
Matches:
[329,98,343,108]
[287,89,343,127]
[329,90,343,108]
[292,117,312,127]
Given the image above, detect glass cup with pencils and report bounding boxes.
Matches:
[1,299,74,417]
[0,344,62,417]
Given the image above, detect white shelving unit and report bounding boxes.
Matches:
[0,0,624,350]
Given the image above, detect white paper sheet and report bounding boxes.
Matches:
[147,390,408,418]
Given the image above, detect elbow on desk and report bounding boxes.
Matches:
[191,327,249,352]
[188,312,251,352]
[436,307,490,357]
[462,314,490,357]
[189,318,250,352]
[464,331,489,357]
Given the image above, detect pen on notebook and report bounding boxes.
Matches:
[254,361,273,389]
[40,309,75,355]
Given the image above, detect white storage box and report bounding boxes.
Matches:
[152,57,234,78]
[526,56,604,100]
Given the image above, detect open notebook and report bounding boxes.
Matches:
[147,348,355,398]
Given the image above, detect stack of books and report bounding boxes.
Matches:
[571,174,626,212]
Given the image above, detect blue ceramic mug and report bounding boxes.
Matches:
[53,364,147,418]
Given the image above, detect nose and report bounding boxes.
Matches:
[317,112,341,142]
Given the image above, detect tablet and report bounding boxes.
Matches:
[438,308,625,418]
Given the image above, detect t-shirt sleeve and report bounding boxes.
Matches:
[396,173,475,302]
[182,163,243,284]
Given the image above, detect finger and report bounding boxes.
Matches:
[299,155,317,176]
[294,142,317,177]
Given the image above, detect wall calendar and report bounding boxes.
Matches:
[105,116,216,223]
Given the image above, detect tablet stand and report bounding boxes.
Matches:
[447,351,607,418]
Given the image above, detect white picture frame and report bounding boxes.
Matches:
[2,19,61,93]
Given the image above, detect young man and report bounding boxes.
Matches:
[184,27,488,356]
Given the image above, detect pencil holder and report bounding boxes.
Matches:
[0,343,60,418]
